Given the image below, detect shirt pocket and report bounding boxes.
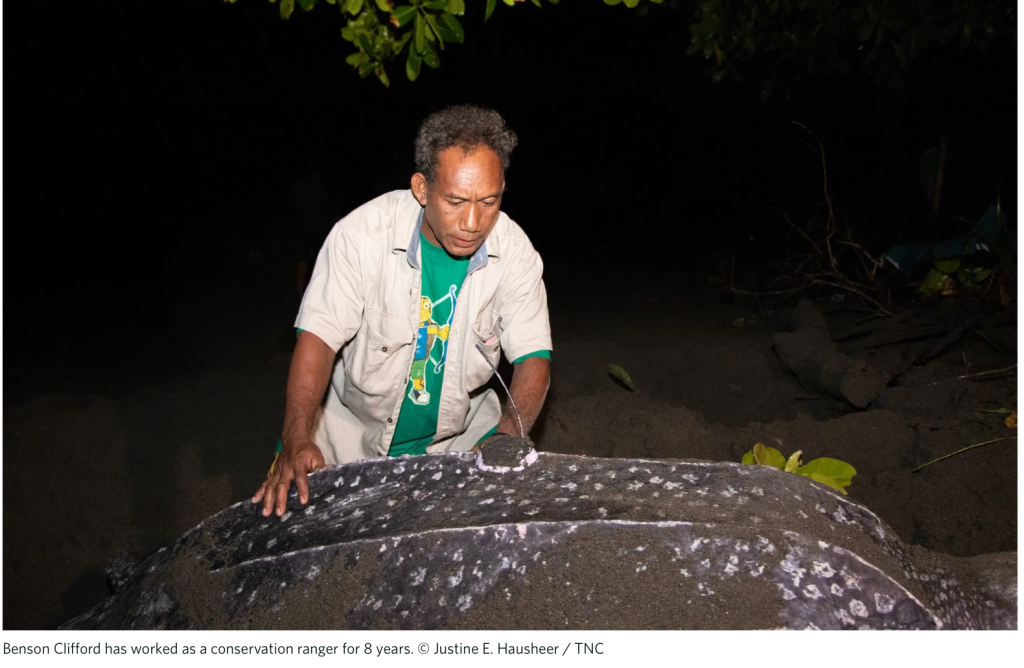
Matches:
[346,310,414,397]
[466,307,502,389]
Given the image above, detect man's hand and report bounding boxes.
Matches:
[252,438,326,517]
[252,330,336,517]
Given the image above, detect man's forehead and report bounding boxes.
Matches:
[434,146,503,190]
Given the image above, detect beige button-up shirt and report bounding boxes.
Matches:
[295,189,552,465]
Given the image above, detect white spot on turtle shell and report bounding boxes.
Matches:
[279,512,292,522]
[411,568,427,586]
[778,585,797,601]
[452,549,463,562]
[350,476,360,487]
[681,474,699,483]
[379,544,387,553]
[649,476,664,484]
[598,508,607,517]
[432,472,443,480]
[680,569,691,577]
[479,498,495,505]
[267,538,278,548]
[457,595,473,612]
[803,584,823,600]
[593,483,604,491]
[831,583,844,597]
[849,599,869,617]
[517,524,527,539]
[448,566,464,587]
[812,561,835,578]
[874,592,895,614]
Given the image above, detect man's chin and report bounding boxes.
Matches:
[442,240,480,257]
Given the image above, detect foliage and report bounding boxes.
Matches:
[607,363,636,391]
[741,442,856,495]
[683,0,1015,99]
[230,0,1014,91]
[917,256,993,298]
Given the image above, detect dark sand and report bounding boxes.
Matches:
[3,253,1017,628]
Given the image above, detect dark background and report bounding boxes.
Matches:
[5,1,1016,397]
[2,1,1018,630]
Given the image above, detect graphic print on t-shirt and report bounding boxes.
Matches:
[408,284,458,405]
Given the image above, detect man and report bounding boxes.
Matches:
[253,105,552,517]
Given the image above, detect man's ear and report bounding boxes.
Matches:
[411,173,429,206]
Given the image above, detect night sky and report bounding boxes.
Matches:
[6,0,1016,395]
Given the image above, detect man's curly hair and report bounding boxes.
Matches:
[414,105,518,185]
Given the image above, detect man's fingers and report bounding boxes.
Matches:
[262,476,280,517]
[274,476,292,517]
[295,470,310,505]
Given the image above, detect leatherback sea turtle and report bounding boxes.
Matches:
[63,453,1016,629]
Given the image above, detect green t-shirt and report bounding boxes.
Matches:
[388,234,472,457]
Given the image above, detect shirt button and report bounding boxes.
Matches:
[381,346,388,352]
[387,417,393,424]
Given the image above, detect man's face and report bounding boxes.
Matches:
[411,145,504,257]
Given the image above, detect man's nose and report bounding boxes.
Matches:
[462,204,481,232]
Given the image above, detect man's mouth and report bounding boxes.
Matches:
[451,237,477,248]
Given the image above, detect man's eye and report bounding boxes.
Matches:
[447,200,464,207]
[482,200,497,207]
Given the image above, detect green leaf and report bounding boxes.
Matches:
[346,51,370,67]
[935,257,961,274]
[807,472,849,495]
[796,457,857,481]
[975,268,993,282]
[358,33,377,58]
[917,267,956,296]
[741,451,756,465]
[437,13,465,43]
[485,0,497,22]
[406,45,422,80]
[374,0,392,11]
[297,0,319,10]
[421,40,441,67]
[343,0,365,15]
[502,0,515,6]
[604,0,623,5]
[392,5,416,27]
[280,0,295,21]
[623,0,640,7]
[752,443,786,469]
[425,12,445,48]
[414,13,426,53]
[784,450,803,473]
[424,0,448,9]
[376,66,390,87]
[608,364,636,391]
[445,0,466,15]
[341,27,355,41]
[531,0,542,7]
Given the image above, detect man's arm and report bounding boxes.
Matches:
[252,331,335,516]
[495,356,550,437]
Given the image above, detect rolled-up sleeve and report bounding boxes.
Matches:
[294,224,364,352]
[497,242,552,363]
